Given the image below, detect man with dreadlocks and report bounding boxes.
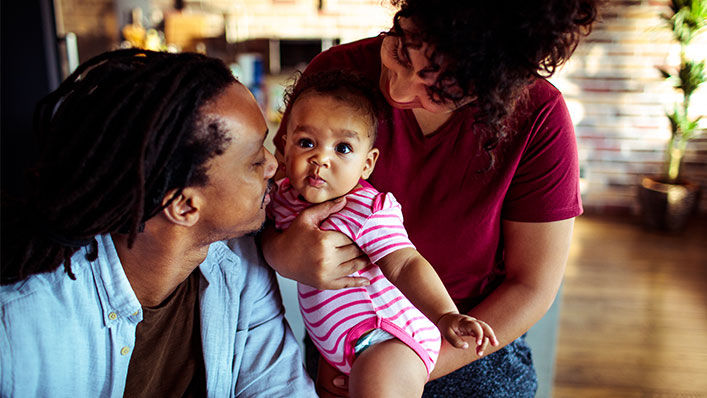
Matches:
[0,49,317,397]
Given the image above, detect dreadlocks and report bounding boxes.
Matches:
[1,49,236,285]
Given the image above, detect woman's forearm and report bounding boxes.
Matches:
[429,276,556,379]
[429,219,574,380]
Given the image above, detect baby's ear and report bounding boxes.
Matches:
[362,147,379,179]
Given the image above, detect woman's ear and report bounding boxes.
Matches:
[361,147,380,179]
[161,188,201,227]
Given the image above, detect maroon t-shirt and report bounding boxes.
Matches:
[275,36,582,312]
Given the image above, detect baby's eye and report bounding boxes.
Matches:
[336,143,353,154]
[297,138,314,148]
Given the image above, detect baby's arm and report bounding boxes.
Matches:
[376,248,499,354]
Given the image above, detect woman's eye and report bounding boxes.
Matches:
[391,39,411,68]
[425,87,446,105]
[336,143,353,154]
[297,138,313,148]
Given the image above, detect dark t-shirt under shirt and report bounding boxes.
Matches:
[275,36,583,312]
[123,270,205,397]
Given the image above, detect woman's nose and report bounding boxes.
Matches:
[388,68,418,103]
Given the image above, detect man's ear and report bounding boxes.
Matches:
[361,147,379,179]
[161,188,201,227]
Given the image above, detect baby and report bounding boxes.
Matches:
[268,70,498,397]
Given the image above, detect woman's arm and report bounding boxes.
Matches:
[260,199,371,290]
[429,218,575,379]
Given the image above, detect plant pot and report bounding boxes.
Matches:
[637,176,701,232]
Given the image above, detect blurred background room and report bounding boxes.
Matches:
[1,1,705,397]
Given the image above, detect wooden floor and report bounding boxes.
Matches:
[553,214,707,397]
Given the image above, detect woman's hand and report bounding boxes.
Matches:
[261,197,370,290]
[316,355,349,398]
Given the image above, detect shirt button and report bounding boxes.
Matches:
[108,312,118,321]
[131,310,139,316]
[120,346,131,356]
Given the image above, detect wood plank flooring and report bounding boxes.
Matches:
[554,214,707,398]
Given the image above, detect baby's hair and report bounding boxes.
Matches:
[284,70,387,146]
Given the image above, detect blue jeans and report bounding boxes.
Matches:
[423,336,537,397]
[304,334,537,397]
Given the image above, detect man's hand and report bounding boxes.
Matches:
[262,197,370,290]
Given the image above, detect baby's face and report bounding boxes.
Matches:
[283,93,379,203]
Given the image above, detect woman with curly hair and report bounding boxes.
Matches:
[264,0,599,396]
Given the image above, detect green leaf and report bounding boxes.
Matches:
[677,60,706,96]
[657,66,673,79]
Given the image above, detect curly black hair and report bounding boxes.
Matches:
[1,49,236,284]
[389,0,599,143]
[283,69,388,146]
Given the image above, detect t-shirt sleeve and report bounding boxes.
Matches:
[349,192,415,264]
[502,92,583,222]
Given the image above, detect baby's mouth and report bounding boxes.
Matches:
[306,174,326,188]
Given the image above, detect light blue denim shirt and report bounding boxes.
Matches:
[0,234,315,397]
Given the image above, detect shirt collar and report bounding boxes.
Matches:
[90,234,142,327]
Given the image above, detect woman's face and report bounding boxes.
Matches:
[379,18,469,114]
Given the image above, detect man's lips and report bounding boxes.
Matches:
[261,180,273,208]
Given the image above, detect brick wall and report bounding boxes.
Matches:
[200,0,395,44]
[56,0,707,214]
[549,0,707,214]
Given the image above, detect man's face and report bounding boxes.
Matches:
[196,83,277,240]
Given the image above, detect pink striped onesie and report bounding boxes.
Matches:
[268,178,441,376]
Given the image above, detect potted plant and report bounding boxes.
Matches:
[638,0,706,232]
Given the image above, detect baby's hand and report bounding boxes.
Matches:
[436,312,499,356]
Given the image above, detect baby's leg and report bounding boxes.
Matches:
[349,338,428,398]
